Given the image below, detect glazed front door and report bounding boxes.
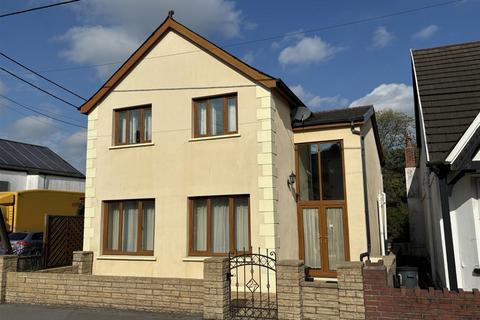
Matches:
[299,205,347,277]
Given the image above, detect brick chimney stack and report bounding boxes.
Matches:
[405,136,416,168]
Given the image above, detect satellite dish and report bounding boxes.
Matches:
[291,106,312,122]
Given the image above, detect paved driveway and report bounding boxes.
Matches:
[0,304,202,320]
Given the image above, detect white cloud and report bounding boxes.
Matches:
[373,26,394,48]
[8,116,59,143]
[290,85,349,110]
[242,51,255,64]
[349,83,414,115]
[59,26,139,77]
[278,36,342,65]
[76,0,246,39]
[412,25,439,40]
[60,0,249,77]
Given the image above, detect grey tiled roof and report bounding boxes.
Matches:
[412,40,480,163]
[0,138,84,178]
[292,105,374,128]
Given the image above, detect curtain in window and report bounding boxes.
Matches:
[198,102,207,135]
[327,208,345,271]
[129,109,140,143]
[234,198,249,251]
[211,198,229,253]
[303,208,321,268]
[193,199,207,251]
[210,98,223,135]
[227,97,236,132]
[122,201,138,252]
[144,108,152,142]
[118,112,127,144]
[298,144,320,201]
[108,204,120,250]
[142,201,155,251]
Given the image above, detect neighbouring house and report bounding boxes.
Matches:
[0,138,85,192]
[79,14,385,279]
[408,40,480,290]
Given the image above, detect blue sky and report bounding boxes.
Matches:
[0,0,479,173]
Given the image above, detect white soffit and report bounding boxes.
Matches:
[445,111,480,164]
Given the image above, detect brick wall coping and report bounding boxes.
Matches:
[9,271,204,284]
[302,280,338,289]
[203,257,229,264]
[336,261,363,269]
[35,266,73,273]
[277,260,304,267]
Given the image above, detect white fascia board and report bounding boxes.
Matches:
[411,50,430,163]
[445,111,480,164]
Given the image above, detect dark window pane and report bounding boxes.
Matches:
[298,144,320,201]
[320,142,344,200]
[32,233,43,241]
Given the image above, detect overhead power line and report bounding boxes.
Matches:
[31,0,464,74]
[0,94,86,129]
[0,0,81,19]
[0,52,86,101]
[0,66,79,109]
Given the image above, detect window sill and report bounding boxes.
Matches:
[97,255,157,261]
[188,134,240,142]
[182,256,210,262]
[109,142,154,150]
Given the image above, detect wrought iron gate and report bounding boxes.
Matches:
[227,248,278,319]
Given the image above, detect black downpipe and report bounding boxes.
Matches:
[433,165,458,290]
[351,123,371,259]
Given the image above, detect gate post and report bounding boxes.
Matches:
[203,257,230,320]
[0,255,18,303]
[277,260,304,320]
[72,251,93,274]
[337,261,365,320]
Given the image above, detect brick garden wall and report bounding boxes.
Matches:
[301,282,339,319]
[5,272,204,315]
[363,261,480,320]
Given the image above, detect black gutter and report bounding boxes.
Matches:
[429,163,458,290]
[351,122,371,258]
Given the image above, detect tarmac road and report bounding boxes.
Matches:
[0,304,202,320]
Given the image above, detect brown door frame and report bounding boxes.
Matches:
[295,141,350,278]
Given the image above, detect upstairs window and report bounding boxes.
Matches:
[114,105,152,145]
[193,94,237,138]
[297,141,345,201]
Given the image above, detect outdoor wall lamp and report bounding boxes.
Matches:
[287,172,296,188]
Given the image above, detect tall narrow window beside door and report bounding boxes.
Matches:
[193,94,237,138]
[114,105,152,145]
[189,195,249,256]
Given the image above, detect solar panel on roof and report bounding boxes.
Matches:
[0,139,84,178]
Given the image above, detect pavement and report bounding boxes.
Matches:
[0,304,202,320]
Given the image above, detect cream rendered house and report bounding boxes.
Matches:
[79,14,385,279]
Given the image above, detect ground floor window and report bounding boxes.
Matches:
[103,199,155,255]
[189,195,250,256]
